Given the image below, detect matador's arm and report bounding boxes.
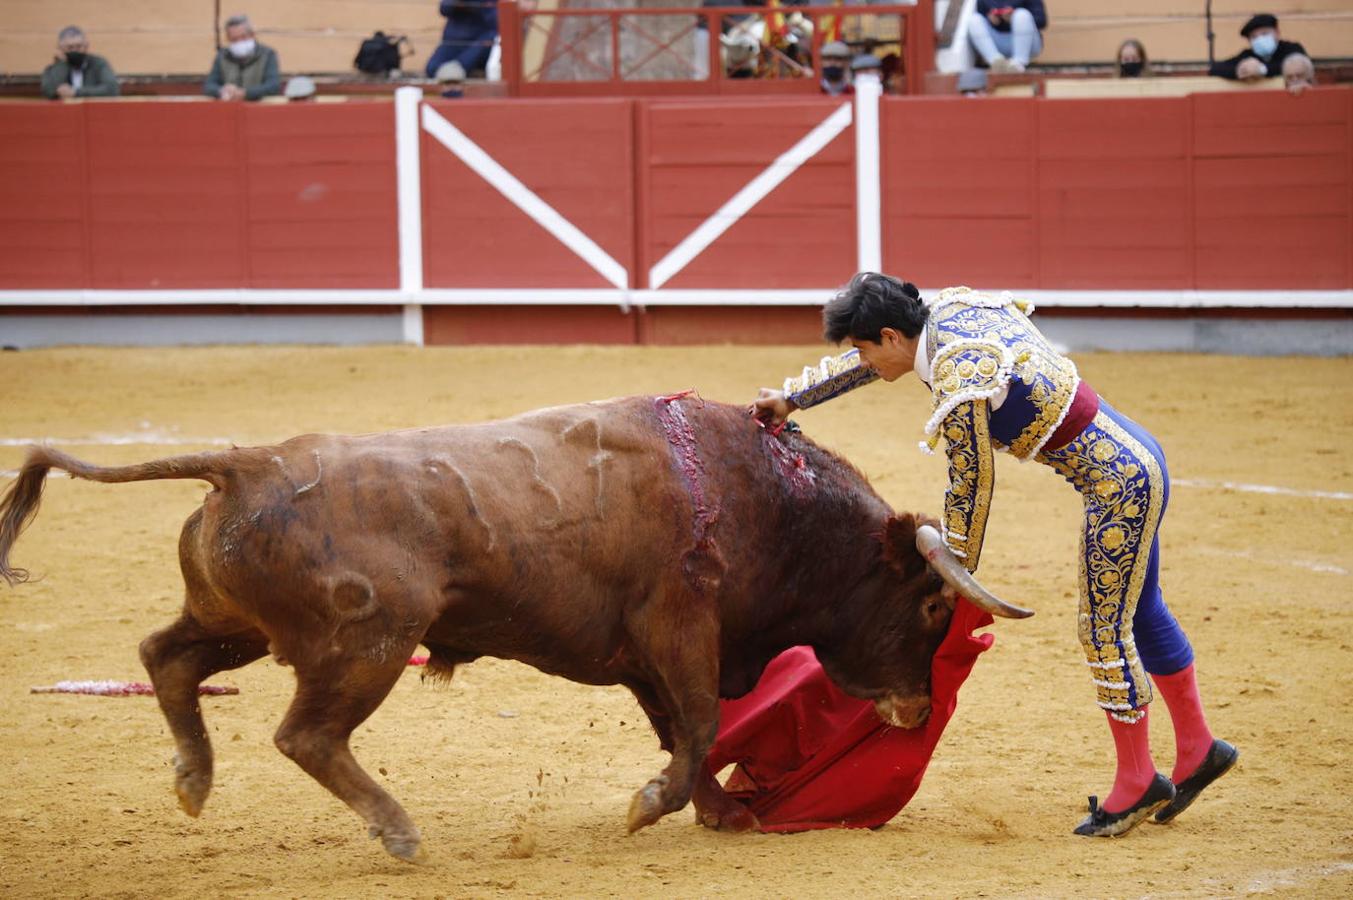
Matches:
[781,349,880,410]
[940,399,996,572]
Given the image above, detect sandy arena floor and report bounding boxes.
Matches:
[0,344,1350,899]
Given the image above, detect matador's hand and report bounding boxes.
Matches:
[749,388,796,425]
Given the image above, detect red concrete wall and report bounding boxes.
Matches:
[0,101,398,290]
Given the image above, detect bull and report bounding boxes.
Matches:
[0,394,1029,861]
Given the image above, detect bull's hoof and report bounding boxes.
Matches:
[626,777,669,833]
[370,824,426,863]
[695,802,760,833]
[174,765,211,818]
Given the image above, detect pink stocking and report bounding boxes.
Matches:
[1102,709,1157,813]
[1151,664,1215,782]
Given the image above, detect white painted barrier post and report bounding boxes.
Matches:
[854,71,882,275]
[395,85,425,346]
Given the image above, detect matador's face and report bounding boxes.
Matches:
[851,328,917,382]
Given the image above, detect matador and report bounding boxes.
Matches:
[753,272,1238,837]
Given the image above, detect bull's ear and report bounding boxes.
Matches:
[881,513,926,577]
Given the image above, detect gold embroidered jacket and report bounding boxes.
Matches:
[925,288,1081,568]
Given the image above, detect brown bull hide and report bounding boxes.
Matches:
[0,395,957,861]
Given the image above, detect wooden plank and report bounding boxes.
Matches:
[644,98,853,289]
[244,103,398,288]
[422,98,634,288]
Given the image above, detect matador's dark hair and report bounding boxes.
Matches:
[822,272,927,343]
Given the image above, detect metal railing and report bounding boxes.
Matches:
[498,1,934,97]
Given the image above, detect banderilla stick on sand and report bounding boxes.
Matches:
[33,659,429,696]
[30,680,239,697]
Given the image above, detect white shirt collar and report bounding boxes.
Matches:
[913,319,931,384]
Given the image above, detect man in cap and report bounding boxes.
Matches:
[40,26,120,100]
[819,41,853,95]
[1208,13,1307,82]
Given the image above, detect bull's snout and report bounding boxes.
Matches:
[874,693,932,730]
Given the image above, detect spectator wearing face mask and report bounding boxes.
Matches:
[40,26,119,100]
[1209,13,1306,82]
[1116,39,1150,78]
[205,13,281,101]
[819,41,853,96]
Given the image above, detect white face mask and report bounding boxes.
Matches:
[1250,33,1277,58]
[229,38,256,58]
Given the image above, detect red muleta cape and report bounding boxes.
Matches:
[703,599,994,832]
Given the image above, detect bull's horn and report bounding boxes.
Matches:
[915,524,1034,619]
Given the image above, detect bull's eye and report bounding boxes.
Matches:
[926,600,940,615]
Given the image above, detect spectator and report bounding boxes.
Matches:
[850,53,882,84]
[426,0,498,79]
[819,40,853,95]
[205,14,281,101]
[968,1,1047,74]
[957,68,989,97]
[1116,38,1150,78]
[1281,53,1316,94]
[40,26,119,100]
[283,76,317,102]
[880,53,904,94]
[1209,13,1306,82]
[434,60,467,98]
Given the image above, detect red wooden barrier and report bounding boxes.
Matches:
[2,90,1350,297]
[1037,98,1192,289]
[0,105,90,288]
[244,104,399,289]
[640,97,855,289]
[1191,89,1351,289]
[0,102,398,291]
[880,90,1352,291]
[421,98,633,288]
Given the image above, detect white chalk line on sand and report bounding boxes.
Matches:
[1193,546,1349,577]
[0,433,234,448]
[1230,860,1353,896]
[1174,477,1353,502]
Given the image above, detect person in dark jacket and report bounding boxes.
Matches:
[425,0,499,78]
[40,26,119,99]
[968,0,1047,74]
[1208,13,1306,82]
[204,13,281,101]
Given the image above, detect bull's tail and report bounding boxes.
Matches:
[0,445,233,586]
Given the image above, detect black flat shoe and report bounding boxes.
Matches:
[1154,739,1239,824]
[1073,773,1175,837]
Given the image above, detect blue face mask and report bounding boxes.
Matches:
[1250,33,1277,58]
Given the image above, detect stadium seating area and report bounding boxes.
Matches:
[2,1,1350,98]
